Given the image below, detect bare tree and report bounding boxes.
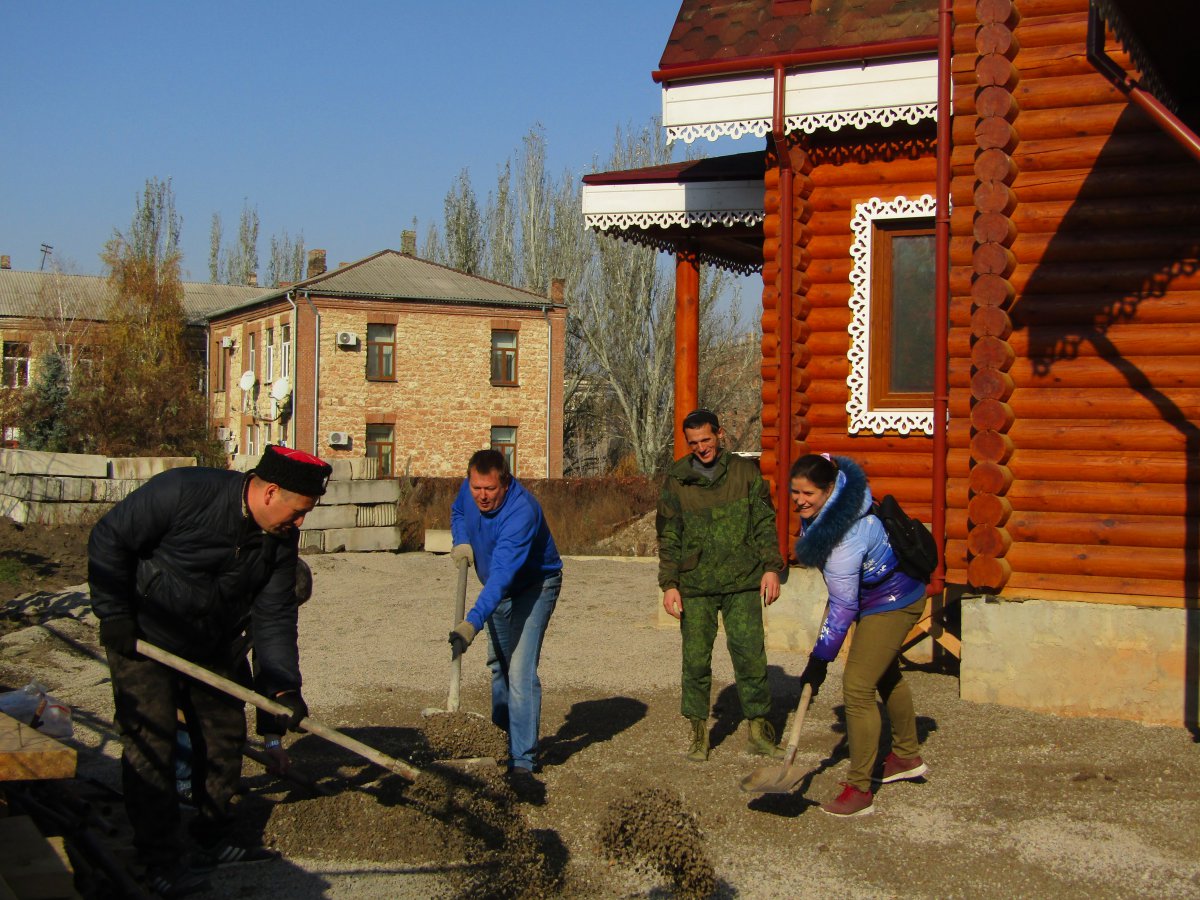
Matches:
[267,229,305,287]
[443,169,484,274]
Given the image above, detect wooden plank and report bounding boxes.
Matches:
[0,816,76,899]
[0,713,76,782]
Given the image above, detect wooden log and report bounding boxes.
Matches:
[972,243,1016,276]
[997,386,1200,420]
[950,323,1200,358]
[975,53,1019,90]
[962,229,1200,268]
[970,367,1014,401]
[1010,132,1193,173]
[968,493,1012,527]
[976,85,1019,119]
[976,116,1019,153]
[967,523,1013,558]
[976,23,1019,57]
[971,306,1013,341]
[974,181,1017,215]
[976,0,1017,26]
[949,418,1197,452]
[999,449,1193,484]
[1007,541,1199,581]
[802,430,934,456]
[1011,13,1088,51]
[971,273,1016,308]
[968,556,1012,592]
[969,460,1013,494]
[1002,479,1193,517]
[973,212,1019,245]
[1013,197,1200,234]
[1007,293,1200,327]
[1005,509,1194,549]
[971,429,1014,464]
[1012,164,1200,204]
[1002,571,1188,602]
[808,156,937,188]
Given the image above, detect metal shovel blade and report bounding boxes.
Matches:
[739,684,813,794]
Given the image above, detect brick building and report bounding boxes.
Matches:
[206,248,567,478]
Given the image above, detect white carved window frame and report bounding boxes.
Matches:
[846,194,937,436]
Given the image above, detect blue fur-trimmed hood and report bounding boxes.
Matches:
[793,456,870,569]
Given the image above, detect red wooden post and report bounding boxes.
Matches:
[674,247,700,460]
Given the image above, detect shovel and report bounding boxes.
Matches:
[135,639,421,781]
[739,684,813,794]
[422,556,484,720]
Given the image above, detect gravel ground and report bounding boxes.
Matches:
[3,551,1200,898]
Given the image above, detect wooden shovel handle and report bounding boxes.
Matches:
[448,556,469,712]
[781,683,814,767]
[135,639,421,781]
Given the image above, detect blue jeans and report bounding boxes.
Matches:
[485,571,561,771]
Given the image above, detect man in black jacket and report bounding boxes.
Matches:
[88,445,330,896]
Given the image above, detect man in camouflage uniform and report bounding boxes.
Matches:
[657,409,785,761]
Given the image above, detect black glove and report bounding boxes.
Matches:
[99,616,138,656]
[272,691,308,733]
[798,655,829,697]
[449,621,478,657]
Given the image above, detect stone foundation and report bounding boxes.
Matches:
[961,595,1198,728]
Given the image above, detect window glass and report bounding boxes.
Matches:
[367,324,396,380]
[491,331,518,384]
[281,324,292,379]
[366,423,395,477]
[490,426,517,475]
[886,230,935,395]
[2,343,30,389]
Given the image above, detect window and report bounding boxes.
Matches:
[491,331,518,385]
[265,326,275,381]
[846,195,937,435]
[248,332,257,377]
[2,343,30,389]
[491,426,517,476]
[281,324,291,379]
[366,424,395,477]
[245,425,257,458]
[366,324,395,381]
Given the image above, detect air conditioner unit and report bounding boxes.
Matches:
[336,331,358,347]
[220,336,234,349]
[215,426,230,441]
[328,431,351,447]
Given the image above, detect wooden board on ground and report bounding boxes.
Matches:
[0,816,78,899]
[0,713,76,782]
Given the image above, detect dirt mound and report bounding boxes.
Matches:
[592,510,658,556]
[0,517,92,606]
[597,787,716,900]
[421,711,508,760]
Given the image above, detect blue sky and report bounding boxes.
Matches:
[1,2,686,280]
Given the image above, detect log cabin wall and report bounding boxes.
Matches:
[763,127,938,551]
[953,0,1200,606]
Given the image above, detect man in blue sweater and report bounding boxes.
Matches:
[449,449,562,795]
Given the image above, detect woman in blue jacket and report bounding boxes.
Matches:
[791,453,928,817]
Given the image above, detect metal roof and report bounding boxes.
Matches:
[0,269,267,325]
[209,250,562,318]
[658,0,938,73]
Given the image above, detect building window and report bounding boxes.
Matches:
[248,332,257,378]
[491,331,518,385]
[846,194,937,435]
[245,425,257,458]
[2,343,30,389]
[366,324,396,381]
[281,324,291,379]
[366,424,395,477]
[491,426,517,476]
[215,342,227,392]
[265,326,275,381]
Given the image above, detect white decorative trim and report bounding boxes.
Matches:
[662,57,938,144]
[589,227,762,276]
[667,103,937,143]
[584,208,765,231]
[846,194,937,436]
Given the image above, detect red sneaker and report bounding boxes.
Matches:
[877,751,928,784]
[820,782,874,817]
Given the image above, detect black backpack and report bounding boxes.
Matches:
[872,494,939,584]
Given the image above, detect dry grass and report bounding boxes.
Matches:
[396,476,659,555]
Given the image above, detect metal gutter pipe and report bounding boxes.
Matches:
[299,290,321,456]
[544,303,552,477]
[1086,3,1200,165]
[652,36,939,83]
[930,0,952,595]
[284,290,298,448]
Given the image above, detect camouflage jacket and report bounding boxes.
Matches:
[656,451,784,597]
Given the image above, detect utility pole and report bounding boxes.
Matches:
[39,243,53,270]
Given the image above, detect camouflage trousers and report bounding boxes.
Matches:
[107,648,248,867]
[679,589,771,721]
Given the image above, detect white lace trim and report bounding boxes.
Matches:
[584,208,765,231]
[667,102,938,144]
[845,194,938,436]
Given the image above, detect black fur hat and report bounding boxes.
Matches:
[254,445,332,497]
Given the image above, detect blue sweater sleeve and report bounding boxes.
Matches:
[812,529,866,661]
[465,497,539,631]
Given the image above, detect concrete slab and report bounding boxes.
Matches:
[349,457,379,480]
[424,529,453,553]
[0,476,143,504]
[300,505,358,530]
[0,499,112,525]
[108,457,195,479]
[327,460,354,482]
[300,531,325,552]
[322,526,401,553]
[1,450,108,479]
[321,479,400,506]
